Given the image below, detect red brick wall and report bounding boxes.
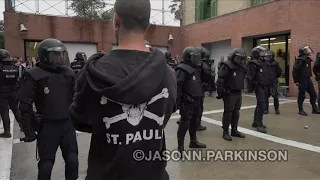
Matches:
[4,12,182,60]
[181,0,320,97]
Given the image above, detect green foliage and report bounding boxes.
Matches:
[70,0,114,20]
[169,0,183,23]
[0,33,4,49]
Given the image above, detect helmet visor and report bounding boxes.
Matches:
[46,47,70,68]
[190,52,202,67]
[234,53,247,66]
[302,46,313,55]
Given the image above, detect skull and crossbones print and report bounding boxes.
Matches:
[100,88,169,129]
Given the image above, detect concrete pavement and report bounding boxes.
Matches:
[5,94,320,179]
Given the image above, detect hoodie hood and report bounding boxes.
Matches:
[85,49,167,105]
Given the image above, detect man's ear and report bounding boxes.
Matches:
[114,13,120,29]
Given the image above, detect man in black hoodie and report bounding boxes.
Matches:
[70,0,177,179]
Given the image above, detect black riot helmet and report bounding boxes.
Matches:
[183,46,201,67]
[37,38,70,69]
[164,51,171,59]
[230,48,247,67]
[266,50,275,61]
[75,52,87,61]
[252,46,267,60]
[299,45,313,56]
[0,49,11,62]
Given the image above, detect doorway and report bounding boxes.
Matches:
[254,34,290,87]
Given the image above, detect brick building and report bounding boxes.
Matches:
[181,0,320,96]
[3,0,320,96]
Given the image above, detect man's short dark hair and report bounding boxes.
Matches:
[114,0,151,33]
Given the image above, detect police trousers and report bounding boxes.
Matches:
[298,77,317,111]
[254,85,268,126]
[0,92,21,133]
[177,98,202,141]
[266,83,279,111]
[37,119,79,180]
[222,91,242,131]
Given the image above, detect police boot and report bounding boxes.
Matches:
[275,109,280,115]
[298,110,308,116]
[197,125,207,131]
[189,140,206,148]
[257,125,267,133]
[0,130,11,138]
[222,130,232,141]
[177,139,184,153]
[252,121,266,128]
[312,105,320,114]
[231,128,246,138]
[264,110,269,114]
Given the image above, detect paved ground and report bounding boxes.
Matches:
[3,93,320,179]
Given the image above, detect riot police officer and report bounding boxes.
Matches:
[70,52,87,75]
[265,50,282,114]
[216,48,247,141]
[247,46,269,133]
[176,46,206,152]
[292,45,320,115]
[314,52,320,111]
[245,56,254,93]
[165,51,175,68]
[0,49,21,138]
[18,38,79,180]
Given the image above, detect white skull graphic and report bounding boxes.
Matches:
[122,103,147,126]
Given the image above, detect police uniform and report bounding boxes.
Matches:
[18,38,79,180]
[314,52,320,110]
[70,52,87,75]
[248,46,269,133]
[265,50,282,114]
[165,51,175,68]
[216,48,246,141]
[176,46,206,152]
[0,49,21,138]
[293,45,320,115]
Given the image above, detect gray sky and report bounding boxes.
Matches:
[0,0,179,26]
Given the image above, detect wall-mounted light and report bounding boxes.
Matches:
[20,23,28,32]
[168,33,174,41]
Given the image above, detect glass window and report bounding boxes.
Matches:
[251,0,272,6]
[256,38,269,49]
[195,0,217,22]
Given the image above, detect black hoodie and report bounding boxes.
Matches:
[70,49,177,180]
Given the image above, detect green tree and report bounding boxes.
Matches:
[70,0,114,20]
[169,0,183,26]
[0,20,4,32]
[0,33,4,49]
[0,20,4,49]
[101,8,114,20]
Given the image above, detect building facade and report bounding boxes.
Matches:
[4,12,182,65]
[182,0,320,96]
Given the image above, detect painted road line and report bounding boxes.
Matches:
[201,116,320,154]
[0,112,15,180]
[12,99,296,145]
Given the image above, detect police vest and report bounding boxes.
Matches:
[176,63,204,98]
[250,59,270,85]
[28,67,74,121]
[222,60,245,91]
[267,61,278,81]
[71,60,85,74]
[0,64,19,93]
[299,57,312,78]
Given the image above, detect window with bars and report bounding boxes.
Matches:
[195,0,217,22]
[251,0,272,6]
